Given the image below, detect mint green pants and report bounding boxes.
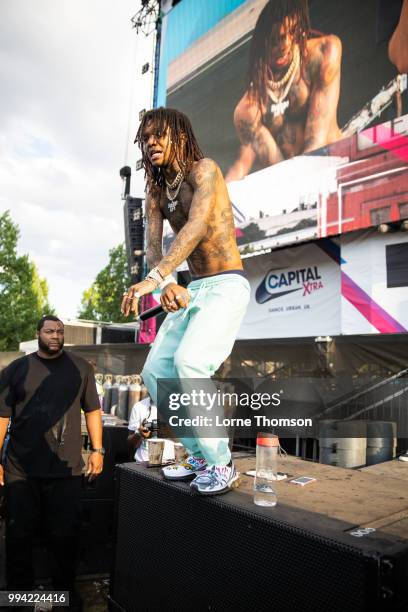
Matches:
[142,273,250,466]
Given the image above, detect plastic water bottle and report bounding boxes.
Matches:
[117,376,129,420]
[254,432,278,507]
[102,375,113,414]
[128,375,142,407]
[110,376,121,415]
[95,373,104,409]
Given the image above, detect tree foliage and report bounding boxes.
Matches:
[78,243,131,323]
[236,222,266,245]
[0,211,54,350]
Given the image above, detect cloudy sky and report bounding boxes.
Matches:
[0,0,154,320]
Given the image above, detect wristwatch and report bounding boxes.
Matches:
[91,447,105,455]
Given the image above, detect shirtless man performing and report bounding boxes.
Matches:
[121,108,250,495]
[226,0,342,182]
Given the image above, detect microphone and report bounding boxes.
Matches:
[136,304,164,321]
[136,289,190,321]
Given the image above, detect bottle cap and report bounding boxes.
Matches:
[257,432,279,447]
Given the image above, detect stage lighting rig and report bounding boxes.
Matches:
[120,165,132,199]
[131,0,160,37]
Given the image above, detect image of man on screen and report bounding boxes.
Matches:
[389,0,408,74]
[226,0,342,182]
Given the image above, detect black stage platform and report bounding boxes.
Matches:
[109,455,408,612]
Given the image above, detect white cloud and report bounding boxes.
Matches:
[0,0,153,319]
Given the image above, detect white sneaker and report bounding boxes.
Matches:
[399,451,408,462]
[162,455,207,480]
[190,463,241,495]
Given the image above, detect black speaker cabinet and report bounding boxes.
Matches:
[110,460,408,612]
[123,195,144,285]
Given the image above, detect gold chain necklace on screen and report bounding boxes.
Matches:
[266,46,300,118]
[268,45,299,90]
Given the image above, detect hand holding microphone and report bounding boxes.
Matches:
[137,286,191,321]
[160,283,190,313]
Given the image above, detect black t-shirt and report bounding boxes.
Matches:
[0,351,100,478]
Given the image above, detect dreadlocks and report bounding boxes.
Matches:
[248,0,311,108]
[135,107,204,192]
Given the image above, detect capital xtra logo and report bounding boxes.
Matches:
[256,266,324,303]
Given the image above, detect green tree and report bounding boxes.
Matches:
[78,243,131,322]
[0,210,54,350]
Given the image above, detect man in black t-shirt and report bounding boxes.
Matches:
[0,315,104,606]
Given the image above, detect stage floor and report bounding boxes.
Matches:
[231,452,408,541]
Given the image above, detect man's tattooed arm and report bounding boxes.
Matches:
[157,158,217,276]
[253,124,284,167]
[389,0,408,74]
[226,92,283,181]
[303,35,342,152]
[236,117,256,145]
[145,189,164,270]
